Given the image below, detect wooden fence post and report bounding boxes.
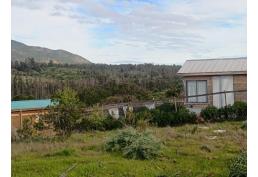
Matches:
[19,110,23,129]
[224,90,227,106]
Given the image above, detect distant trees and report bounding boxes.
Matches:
[11,61,182,104]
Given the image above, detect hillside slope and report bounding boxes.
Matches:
[11,40,91,64]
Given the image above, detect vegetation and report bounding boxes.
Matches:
[228,152,247,177]
[12,122,246,177]
[76,107,124,131]
[11,59,181,105]
[149,103,197,127]
[16,118,34,140]
[44,88,82,137]
[105,128,161,160]
[200,101,247,122]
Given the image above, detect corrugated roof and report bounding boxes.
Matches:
[11,99,52,111]
[177,57,247,76]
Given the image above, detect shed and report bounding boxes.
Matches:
[177,57,247,111]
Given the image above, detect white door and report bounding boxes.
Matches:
[213,76,221,108]
[212,76,234,108]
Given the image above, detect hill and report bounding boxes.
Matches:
[11,40,91,64]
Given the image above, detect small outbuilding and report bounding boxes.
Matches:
[177,57,247,112]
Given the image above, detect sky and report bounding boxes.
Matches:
[11,0,246,65]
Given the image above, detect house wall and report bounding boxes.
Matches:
[11,109,48,129]
[182,74,247,110]
[182,76,213,110]
[233,75,247,102]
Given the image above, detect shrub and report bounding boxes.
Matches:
[149,105,196,127]
[17,118,34,140]
[156,103,175,113]
[229,152,247,177]
[134,109,152,125]
[34,117,45,131]
[105,128,138,152]
[105,128,161,160]
[200,106,219,121]
[232,101,247,120]
[174,108,197,124]
[200,101,247,122]
[218,105,236,121]
[103,116,124,130]
[77,113,124,131]
[149,109,172,127]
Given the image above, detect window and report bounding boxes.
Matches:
[186,80,208,103]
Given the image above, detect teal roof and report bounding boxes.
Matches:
[11,99,52,110]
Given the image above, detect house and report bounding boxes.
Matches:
[177,57,247,112]
[11,99,52,129]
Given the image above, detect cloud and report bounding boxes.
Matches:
[12,0,246,64]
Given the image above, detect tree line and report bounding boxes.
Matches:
[11,58,182,105]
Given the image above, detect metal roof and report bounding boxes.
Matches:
[11,99,52,111]
[177,57,247,76]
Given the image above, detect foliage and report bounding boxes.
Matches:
[200,106,219,122]
[148,103,196,127]
[174,108,197,124]
[44,88,82,137]
[228,152,247,177]
[103,116,124,130]
[105,128,161,160]
[12,95,35,101]
[165,77,183,98]
[201,101,247,122]
[232,101,247,120]
[17,118,34,140]
[81,107,106,131]
[77,108,124,131]
[12,61,181,104]
[33,117,45,131]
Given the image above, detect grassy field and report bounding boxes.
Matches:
[12,121,246,177]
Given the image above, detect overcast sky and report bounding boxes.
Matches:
[12,0,246,64]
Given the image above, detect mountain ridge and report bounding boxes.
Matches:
[11,40,91,64]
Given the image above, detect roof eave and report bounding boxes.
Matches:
[177,71,247,77]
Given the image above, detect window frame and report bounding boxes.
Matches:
[186,80,208,103]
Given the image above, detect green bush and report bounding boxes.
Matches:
[218,105,235,121]
[103,116,124,130]
[77,113,124,131]
[149,104,196,127]
[201,101,247,122]
[156,103,175,113]
[105,128,161,160]
[232,101,247,120]
[200,106,219,121]
[175,108,197,124]
[229,152,247,177]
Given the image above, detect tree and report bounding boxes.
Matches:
[166,77,183,112]
[166,77,183,98]
[45,88,82,137]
